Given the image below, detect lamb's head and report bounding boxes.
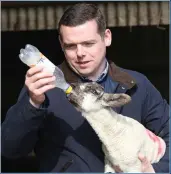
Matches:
[68,82,131,112]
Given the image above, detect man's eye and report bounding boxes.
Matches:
[83,43,94,47]
[65,45,76,50]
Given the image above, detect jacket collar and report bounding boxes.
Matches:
[59,60,136,89]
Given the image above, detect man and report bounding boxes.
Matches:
[1,3,169,173]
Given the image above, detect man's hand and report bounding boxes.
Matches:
[112,154,155,173]
[25,65,56,108]
[138,154,155,173]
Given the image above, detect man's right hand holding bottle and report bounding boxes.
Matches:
[25,65,56,108]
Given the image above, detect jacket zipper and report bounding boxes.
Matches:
[59,159,74,172]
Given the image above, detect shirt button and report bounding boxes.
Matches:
[121,86,125,89]
[131,80,134,84]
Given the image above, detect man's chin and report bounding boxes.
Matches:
[68,62,93,77]
[77,70,93,77]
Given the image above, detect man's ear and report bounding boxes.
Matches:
[104,29,112,47]
[101,93,131,107]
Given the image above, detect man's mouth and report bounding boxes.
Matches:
[77,61,91,64]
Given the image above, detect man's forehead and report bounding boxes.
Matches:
[60,21,100,42]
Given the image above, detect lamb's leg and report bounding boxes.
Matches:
[125,167,141,173]
[124,161,142,173]
[104,156,115,173]
[102,145,115,173]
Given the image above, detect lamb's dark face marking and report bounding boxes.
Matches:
[83,82,104,98]
[68,82,131,112]
[69,82,104,111]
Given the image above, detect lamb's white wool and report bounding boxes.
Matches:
[80,84,85,91]
[68,82,166,173]
[82,94,102,112]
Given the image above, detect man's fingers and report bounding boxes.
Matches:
[138,154,149,167]
[26,65,44,77]
[138,154,149,165]
[138,154,146,161]
[33,84,56,96]
[33,76,56,89]
[26,70,54,84]
[31,84,55,98]
[25,65,56,106]
[138,154,155,173]
[30,72,54,83]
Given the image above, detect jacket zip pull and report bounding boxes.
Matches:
[59,159,74,172]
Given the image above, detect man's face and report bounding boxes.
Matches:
[59,20,111,77]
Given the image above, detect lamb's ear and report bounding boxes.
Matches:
[101,93,131,107]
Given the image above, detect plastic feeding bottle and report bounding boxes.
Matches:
[19,44,72,95]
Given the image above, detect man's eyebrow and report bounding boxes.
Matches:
[82,40,97,43]
[63,40,97,45]
[63,43,75,47]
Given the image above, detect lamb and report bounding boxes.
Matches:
[68,82,166,173]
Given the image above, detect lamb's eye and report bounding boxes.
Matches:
[92,90,98,95]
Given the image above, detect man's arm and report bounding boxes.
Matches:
[2,65,56,159]
[1,86,47,158]
[142,77,170,173]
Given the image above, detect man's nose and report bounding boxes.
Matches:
[76,45,85,57]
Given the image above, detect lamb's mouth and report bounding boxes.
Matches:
[67,93,80,107]
[70,100,80,108]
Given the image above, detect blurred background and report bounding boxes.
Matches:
[1,1,169,172]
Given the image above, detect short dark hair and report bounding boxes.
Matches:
[58,3,106,36]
